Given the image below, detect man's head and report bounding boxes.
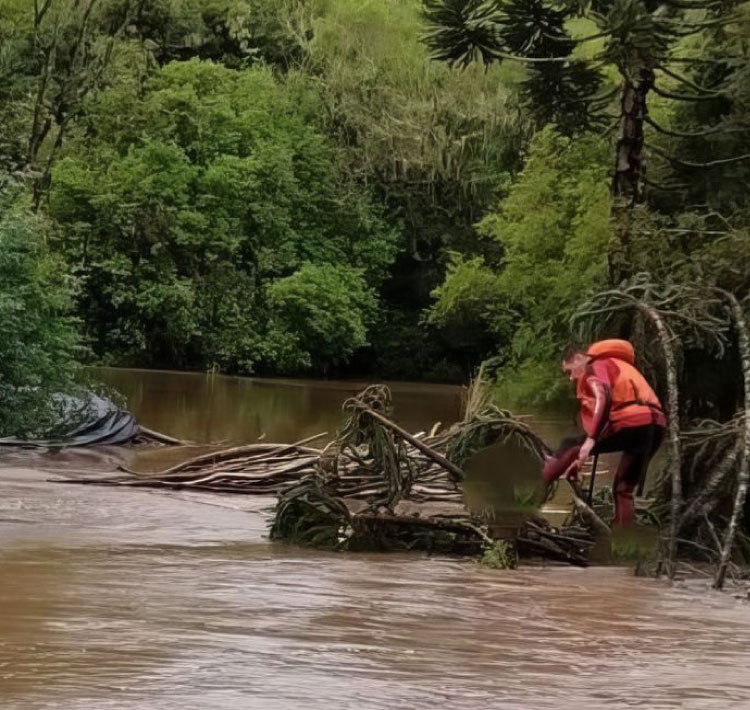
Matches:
[561,344,590,382]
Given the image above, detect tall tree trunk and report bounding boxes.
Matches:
[639,302,681,578]
[609,68,655,285]
[714,291,750,590]
[27,0,132,208]
[28,5,59,172]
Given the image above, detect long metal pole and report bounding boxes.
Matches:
[587,453,600,506]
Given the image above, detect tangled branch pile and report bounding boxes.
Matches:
[58,383,597,566]
[270,385,595,564]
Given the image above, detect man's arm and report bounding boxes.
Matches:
[578,375,612,465]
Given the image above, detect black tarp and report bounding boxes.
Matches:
[0,393,141,447]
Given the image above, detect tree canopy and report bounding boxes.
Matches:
[1,0,750,433]
[49,59,396,372]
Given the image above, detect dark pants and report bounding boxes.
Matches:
[542,424,665,526]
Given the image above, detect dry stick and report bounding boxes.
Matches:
[517,535,588,567]
[178,457,321,487]
[125,433,328,477]
[184,452,306,476]
[704,515,724,557]
[214,454,302,472]
[639,303,682,579]
[57,458,323,488]
[120,444,284,476]
[714,291,750,590]
[137,426,191,446]
[349,404,465,482]
[354,513,484,537]
[676,536,719,562]
[681,562,712,578]
[103,468,320,491]
[458,522,495,546]
[123,454,315,482]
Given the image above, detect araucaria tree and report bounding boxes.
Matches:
[425,0,750,578]
[422,0,750,282]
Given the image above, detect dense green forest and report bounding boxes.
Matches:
[1,0,750,433]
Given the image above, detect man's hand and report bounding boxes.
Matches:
[561,460,581,482]
[577,437,596,468]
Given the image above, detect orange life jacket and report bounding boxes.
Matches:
[576,341,664,437]
[587,338,635,365]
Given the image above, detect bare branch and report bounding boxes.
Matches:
[543,29,614,44]
[669,56,745,64]
[495,53,569,64]
[661,15,739,31]
[647,143,750,169]
[663,0,725,8]
[570,85,619,105]
[641,175,689,192]
[652,84,722,102]
[657,64,722,96]
[644,116,745,139]
[35,0,54,28]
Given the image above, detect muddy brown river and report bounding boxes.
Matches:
[1,370,749,709]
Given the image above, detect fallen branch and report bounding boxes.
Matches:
[136,425,191,446]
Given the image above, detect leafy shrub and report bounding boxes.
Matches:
[0,207,82,437]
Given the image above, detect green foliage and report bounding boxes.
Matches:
[0,199,82,437]
[428,255,503,330]
[307,0,525,260]
[493,358,572,408]
[268,264,377,372]
[3,0,749,404]
[427,254,512,365]
[49,59,395,372]
[646,9,750,216]
[480,539,517,569]
[0,0,31,171]
[422,0,748,205]
[429,127,611,402]
[285,0,528,379]
[481,128,611,351]
[1,0,143,192]
[104,0,309,68]
[368,308,468,382]
[423,0,507,67]
[423,0,609,135]
[484,128,611,398]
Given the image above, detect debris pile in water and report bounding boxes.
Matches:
[57,384,599,565]
[267,384,598,565]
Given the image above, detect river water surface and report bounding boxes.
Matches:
[1,370,749,710]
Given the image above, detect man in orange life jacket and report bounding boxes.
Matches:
[542,340,666,526]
